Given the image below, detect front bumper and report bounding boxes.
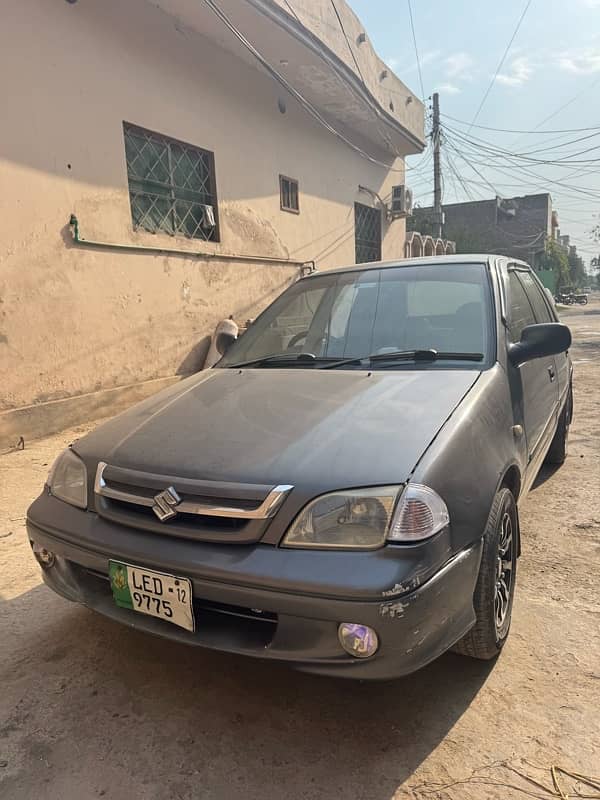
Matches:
[27,495,482,680]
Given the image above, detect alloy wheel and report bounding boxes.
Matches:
[495,511,514,635]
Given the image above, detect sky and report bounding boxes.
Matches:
[347,0,600,267]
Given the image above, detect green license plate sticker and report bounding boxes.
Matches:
[109,561,194,632]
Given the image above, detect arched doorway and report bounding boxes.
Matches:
[410,233,423,257]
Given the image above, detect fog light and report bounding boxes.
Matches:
[338,623,379,659]
[32,542,55,569]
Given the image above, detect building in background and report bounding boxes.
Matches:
[0,0,424,443]
[411,193,553,273]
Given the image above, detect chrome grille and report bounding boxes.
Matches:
[94,462,293,544]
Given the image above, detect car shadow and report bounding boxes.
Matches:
[176,335,211,375]
[531,462,562,490]
[0,583,495,799]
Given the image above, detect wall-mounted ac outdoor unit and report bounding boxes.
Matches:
[390,185,413,218]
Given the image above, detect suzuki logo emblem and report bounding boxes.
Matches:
[152,486,181,522]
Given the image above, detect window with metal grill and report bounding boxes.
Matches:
[280,175,299,213]
[354,202,381,263]
[123,123,219,241]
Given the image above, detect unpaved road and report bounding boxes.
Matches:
[1,300,599,800]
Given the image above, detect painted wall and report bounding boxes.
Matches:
[0,0,407,413]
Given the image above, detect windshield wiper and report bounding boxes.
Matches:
[319,349,485,369]
[225,352,324,369]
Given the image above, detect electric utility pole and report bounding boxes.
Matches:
[432,92,443,239]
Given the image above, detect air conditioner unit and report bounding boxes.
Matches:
[390,185,413,218]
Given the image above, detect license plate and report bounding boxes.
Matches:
[108,561,194,632]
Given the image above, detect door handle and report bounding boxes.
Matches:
[548,365,556,382]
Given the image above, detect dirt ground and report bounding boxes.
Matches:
[1,300,599,800]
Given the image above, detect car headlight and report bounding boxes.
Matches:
[282,484,449,550]
[47,448,88,509]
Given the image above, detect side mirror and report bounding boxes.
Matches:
[508,323,571,366]
[216,331,237,355]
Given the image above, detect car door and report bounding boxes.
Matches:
[507,268,558,464]
[518,269,570,412]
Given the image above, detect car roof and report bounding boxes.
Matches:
[306,254,531,278]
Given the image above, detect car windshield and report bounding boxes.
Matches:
[220,263,493,369]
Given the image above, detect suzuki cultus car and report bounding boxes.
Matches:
[27,256,572,679]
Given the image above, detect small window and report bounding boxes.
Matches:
[123,123,219,241]
[508,271,536,343]
[518,271,555,323]
[280,175,299,213]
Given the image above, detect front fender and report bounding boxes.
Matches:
[410,364,525,553]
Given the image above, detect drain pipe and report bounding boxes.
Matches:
[68,214,316,272]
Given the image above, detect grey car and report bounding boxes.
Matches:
[27,256,572,680]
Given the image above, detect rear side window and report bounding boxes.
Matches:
[518,272,554,323]
[508,272,536,342]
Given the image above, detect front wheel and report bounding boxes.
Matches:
[546,391,571,465]
[453,488,518,660]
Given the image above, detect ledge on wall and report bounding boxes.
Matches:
[0,375,182,450]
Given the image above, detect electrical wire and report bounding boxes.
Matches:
[441,113,600,136]
[200,0,411,172]
[282,0,302,24]
[443,125,600,197]
[444,123,600,169]
[328,0,401,158]
[511,73,600,147]
[468,0,533,131]
[407,0,425,102]
[443,135,502,196]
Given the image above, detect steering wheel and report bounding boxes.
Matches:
[287,331,309,350]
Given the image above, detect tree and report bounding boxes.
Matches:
[538,240,570,291]
[568,250,586,288]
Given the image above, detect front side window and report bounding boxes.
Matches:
[517,271,555,323]
[123,123,219,241]
[220,263,493,368]
[508,271,537,342]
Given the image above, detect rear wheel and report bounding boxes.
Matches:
[453,488,518,660]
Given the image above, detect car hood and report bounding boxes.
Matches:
[75,368,480,490]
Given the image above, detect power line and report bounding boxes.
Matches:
[468,0,533,132]
[444,124,600,172]
[407,0,425,102]
[200,0,409,172]
[444,114,600,161]
[282,0,302,23]
[442,125,600,193]
[328,0,401,158]
[444,134,502,196]
[444,152,472,200]
[512,73,600,145]
[442,113,600,136]
[442,137,600,207]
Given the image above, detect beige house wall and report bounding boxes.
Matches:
[0,0,408,424]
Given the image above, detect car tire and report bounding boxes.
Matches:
[453,488,518,661]
[545,391,571,465]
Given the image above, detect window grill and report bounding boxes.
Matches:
[354,202,382,263]
[123,123,219,241]
[280,175,300,213]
